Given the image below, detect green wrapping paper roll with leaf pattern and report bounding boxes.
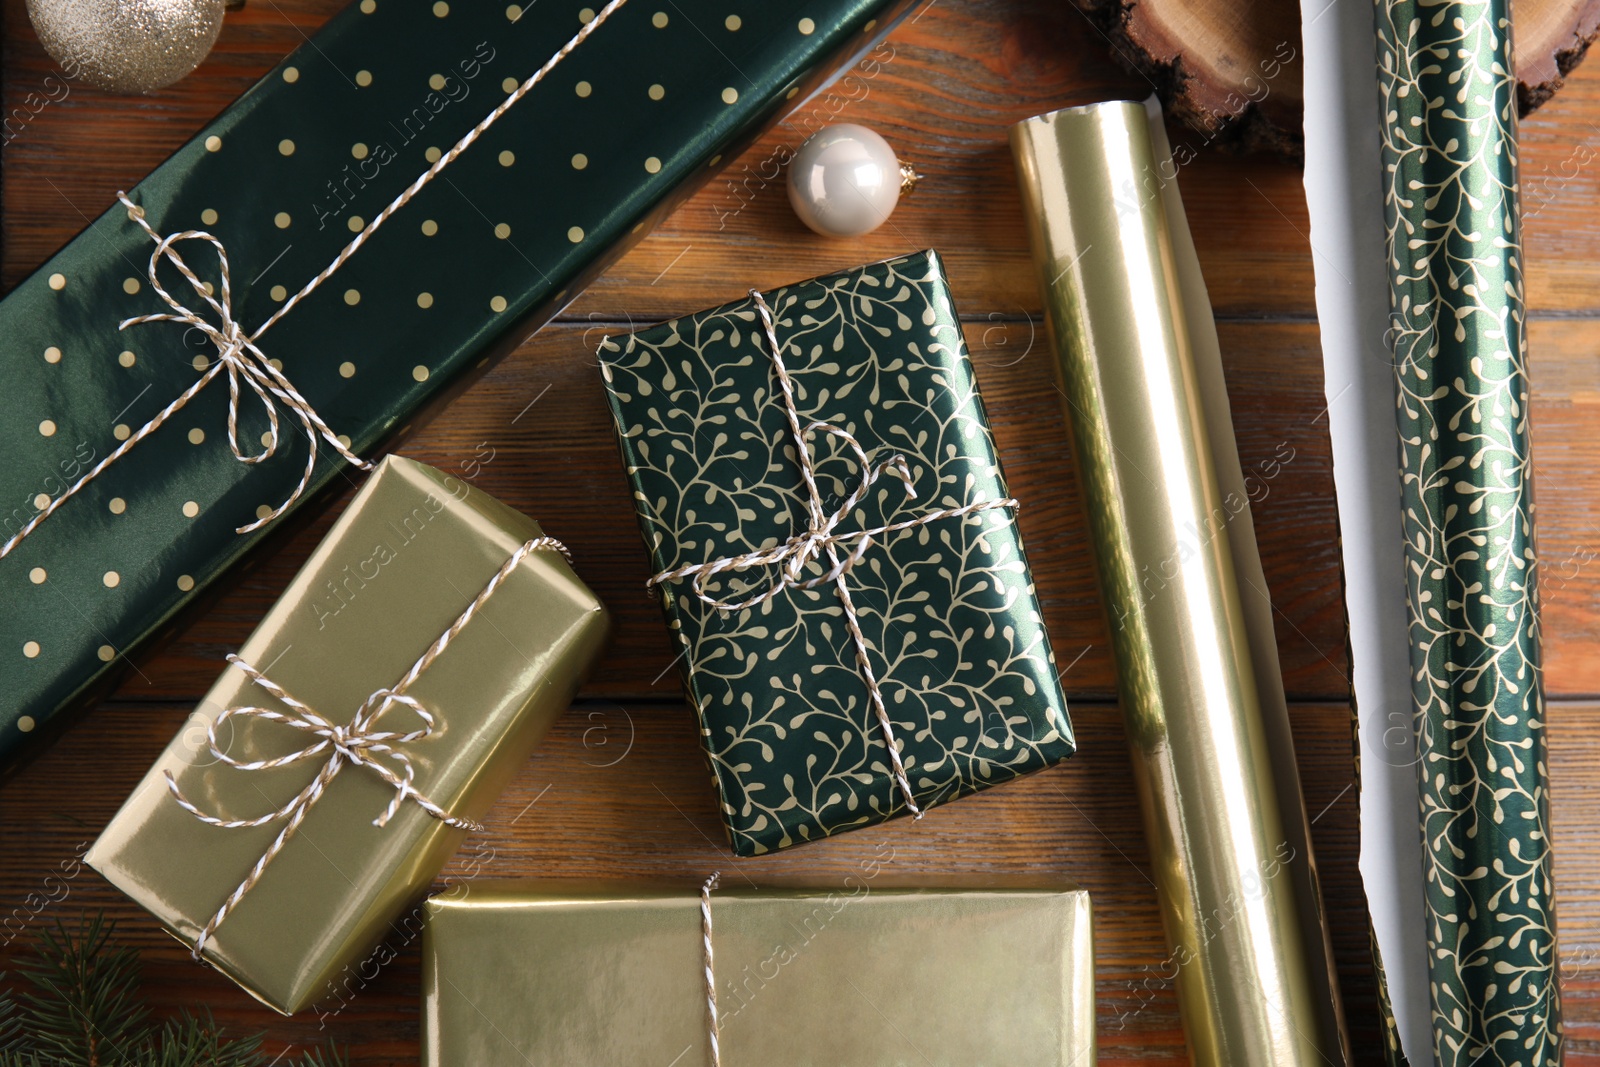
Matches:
[1373,2,1560,1062]
[599,251,1075,855]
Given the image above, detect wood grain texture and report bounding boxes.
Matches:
[1070,0,1600,153]
[3,0,1315,316]
[1072,0,1305,155]
[1517,0,1600,111]
[84,318,1350,706]
[2,695,1599,1064]
[79,315,1600,706]
[11,4,1600,315]
[0,697,1371,1064]
[4,0,1600,1063]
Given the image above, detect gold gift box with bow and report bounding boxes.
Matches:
[86,456,609,1015]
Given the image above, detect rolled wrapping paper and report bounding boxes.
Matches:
[1373,3,1560,1062]
[1011,99,1349,1065]
[1299,0,1432,1056]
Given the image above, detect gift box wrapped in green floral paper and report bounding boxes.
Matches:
[0,0,922,775]
[600,251,1075,855]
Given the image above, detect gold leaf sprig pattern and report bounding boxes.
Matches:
[1373,2,1559,1062]
[599,251,1074,855]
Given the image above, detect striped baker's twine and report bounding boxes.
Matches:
[647,290,1020,819]
[254,0,632,337]
[168,536,572,959]
[701,871,722,1067]
[2,0,632,563]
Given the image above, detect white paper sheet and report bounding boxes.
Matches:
[1298,0,1431,1061]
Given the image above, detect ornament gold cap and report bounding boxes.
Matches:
[899,161,923,196]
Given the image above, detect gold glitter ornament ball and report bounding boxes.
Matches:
[27,0,227,94]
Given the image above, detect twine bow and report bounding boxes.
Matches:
[1,0,633,563]
[168,536,570,959]
[121,206,372,528]
[0,207,371,564]
[647,291,1019,819]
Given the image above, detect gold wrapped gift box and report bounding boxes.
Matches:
[87,456,609,1014]
[422,878,1095,1066]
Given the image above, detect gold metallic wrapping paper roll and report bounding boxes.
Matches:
[1011,99,1350,1065]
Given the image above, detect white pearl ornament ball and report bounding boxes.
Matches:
[787,124,916,238]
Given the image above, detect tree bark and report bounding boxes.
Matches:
[1074,0,1600,156]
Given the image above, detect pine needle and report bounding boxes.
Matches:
[0,914,345,1067]
[16,915,146,1065]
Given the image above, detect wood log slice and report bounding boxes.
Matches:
[1073,0,1600,156]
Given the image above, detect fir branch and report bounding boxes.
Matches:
[0,976,21,1052]
[139,1012,264,1067]
[16,915,146,1066]
[0,914,345,1067]
[289,1046,350,1067]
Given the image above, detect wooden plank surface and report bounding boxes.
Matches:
[4,0,1600,1063]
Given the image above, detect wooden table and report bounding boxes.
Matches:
[4,1,1599,1062]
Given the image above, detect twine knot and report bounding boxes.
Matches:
[117,199,371,533]
[167,536,570,960]
[166,655,481,958]
[666,428,919,614]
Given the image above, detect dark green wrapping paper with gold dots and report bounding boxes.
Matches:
[599,252,1075,855]
[0,0,922,774]
[1373,1,1560,1062]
